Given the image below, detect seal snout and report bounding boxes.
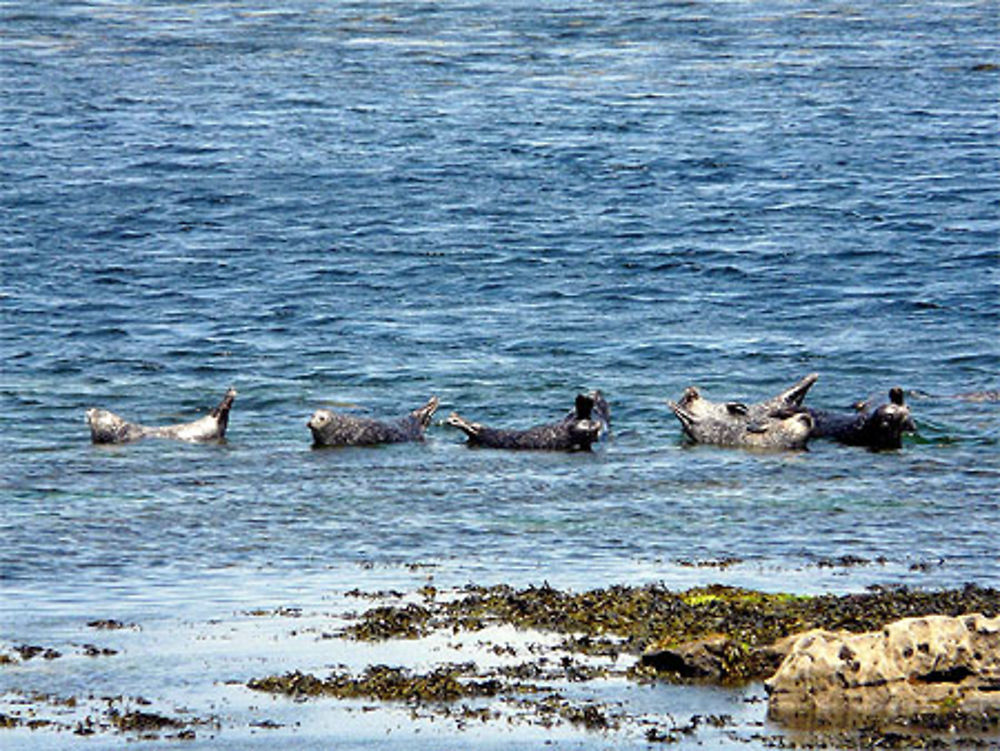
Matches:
[667,401,696,430]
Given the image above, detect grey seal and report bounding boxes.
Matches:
[446,392,606,451]
[804,387,915,450]
[307,396,439,447]
[668,373,817,450]
[86,388,236,444]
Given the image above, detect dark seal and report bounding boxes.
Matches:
[86,388,237,444]
[668,373,817,450]
[804,386,915,450]
[307,396,439,447]
[447,392,606,451]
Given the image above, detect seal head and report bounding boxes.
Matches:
[807,386,915,450]
[85,408,149,444]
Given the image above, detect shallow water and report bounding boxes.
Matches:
[1,0,998,747]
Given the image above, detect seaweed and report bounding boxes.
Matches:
[341,582,1000,682]
[248,663,528,703]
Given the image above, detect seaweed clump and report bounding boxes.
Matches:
[248,663,522,703]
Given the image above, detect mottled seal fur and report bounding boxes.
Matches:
[86,388,236,444]
[307,396,439,447]
[668,374,817,450]
[447,392,605,451]
[804,386,916,450]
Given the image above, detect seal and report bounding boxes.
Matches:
[307,396,439,447]
[85,388,237,444]
[668,373,818,450]
[446,392,606,451]
[804,386,915,450]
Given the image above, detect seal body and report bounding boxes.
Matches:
[307,396,439,447]
[447,392,605,451]
[668,373,817,450]
[805,387,915,450]
[86,388,237,444]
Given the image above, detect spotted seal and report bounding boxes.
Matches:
[446,392,606,451]
[804,386,915,450]
[668,373,817,450]
[86,388,236,444]
[307,396,439,447]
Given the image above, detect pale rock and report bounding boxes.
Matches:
[765,613,1000,728]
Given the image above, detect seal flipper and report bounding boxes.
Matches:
[209,387,237,439]
[211,387,237,418]
[411,396,440,428]
[726,402,749,416]
[772,372,818,409]
[575,393,595,420]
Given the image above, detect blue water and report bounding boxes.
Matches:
[1,1,999,748]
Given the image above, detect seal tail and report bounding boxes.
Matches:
[773,373,818,409]
[411,396,440,428]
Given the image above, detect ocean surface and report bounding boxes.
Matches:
[1,1,998,748]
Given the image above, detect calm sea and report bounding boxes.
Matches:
[1,1,998,748]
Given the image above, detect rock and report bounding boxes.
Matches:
[765,614,1000,730]
[641,634,793,683]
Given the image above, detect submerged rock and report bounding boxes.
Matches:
[765,613,1000,730]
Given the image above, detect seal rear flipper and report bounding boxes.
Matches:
[211,387,238,417]
[772,373,819,409]
[209,387,237,439]
[411,396,440,428]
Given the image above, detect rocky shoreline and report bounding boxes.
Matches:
[249,582,1000,747]
[2,582,998,748]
